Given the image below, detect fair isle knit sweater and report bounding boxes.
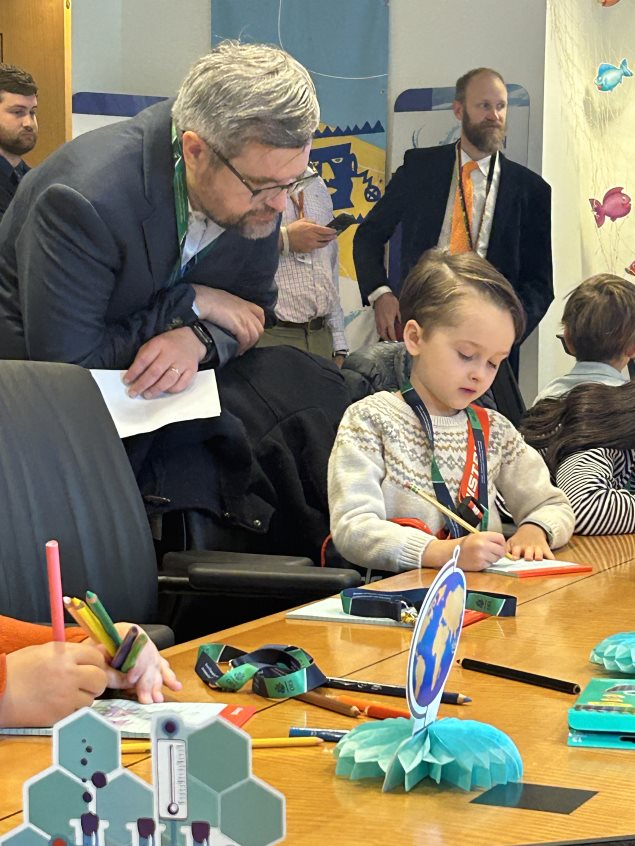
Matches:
[328,392,575,573]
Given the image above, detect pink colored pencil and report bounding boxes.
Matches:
[46,540,65,642]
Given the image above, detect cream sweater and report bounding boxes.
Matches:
[328,392,574,573]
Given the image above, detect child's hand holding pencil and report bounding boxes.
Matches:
[63,593,181,704]
[105,622,181,703]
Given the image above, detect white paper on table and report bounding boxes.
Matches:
[483,557,590,576]
[90,369,221,438]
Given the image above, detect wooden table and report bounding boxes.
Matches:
[2,534,635,844]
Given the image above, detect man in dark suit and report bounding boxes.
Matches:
[0,42,319,399]
[0,64,38,223]
[354,68,553,364]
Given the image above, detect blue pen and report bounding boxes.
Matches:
[289,727,349,742]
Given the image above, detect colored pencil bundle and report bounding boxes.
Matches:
[63,591,147,672]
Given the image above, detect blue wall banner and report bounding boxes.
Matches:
[212,0,388,292]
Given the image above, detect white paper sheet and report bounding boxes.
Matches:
[90,369,221,438]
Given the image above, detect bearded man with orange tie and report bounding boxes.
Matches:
[353,67,553,375]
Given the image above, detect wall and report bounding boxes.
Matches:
[72,0,211,97]
[542,0,635,391]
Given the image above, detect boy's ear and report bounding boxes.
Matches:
[403,319,424,356]
[624,343,635,360]
[563,327,575,356]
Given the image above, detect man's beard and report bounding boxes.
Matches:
[200,198,278,240]
[0,127,37,157]
[462,113,505,155]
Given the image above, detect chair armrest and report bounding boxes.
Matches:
[160,550,315,575]
[187,562,362,599]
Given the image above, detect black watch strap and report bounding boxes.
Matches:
[190,320,219,367]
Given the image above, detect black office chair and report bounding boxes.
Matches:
[0,361,361,642]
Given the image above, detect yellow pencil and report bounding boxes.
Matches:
[65,597,118,656]
[121,741,152,754]
[405,480,515,561]
[252,737,324,749]
[120,737,324,754]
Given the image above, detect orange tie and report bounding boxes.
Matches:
[449,160,479,254]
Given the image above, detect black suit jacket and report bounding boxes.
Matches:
[353,143,553,338]
[0,100,279,367]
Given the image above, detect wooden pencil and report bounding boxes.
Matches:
[406,480,515,560]
[296,690,360,718]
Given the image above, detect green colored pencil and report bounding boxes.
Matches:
[121,632,148,673]
[85,590,122,648]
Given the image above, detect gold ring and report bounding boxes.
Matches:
[169,366,181,377]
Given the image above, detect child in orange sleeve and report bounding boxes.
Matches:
[0,615,181,728]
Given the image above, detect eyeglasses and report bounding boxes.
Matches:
[207,142,318,202]
[556,333,572,356]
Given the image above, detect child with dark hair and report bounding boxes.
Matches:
[328,249,573,573]
[522,380,635,535]
[533,273,635,404]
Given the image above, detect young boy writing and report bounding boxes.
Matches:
[328,249,574,572]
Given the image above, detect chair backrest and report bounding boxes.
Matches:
[0,361,158,623]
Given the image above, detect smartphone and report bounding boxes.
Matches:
[326,213,357,234]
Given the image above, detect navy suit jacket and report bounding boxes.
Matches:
[0,100,279,367]
[353,143,553,338]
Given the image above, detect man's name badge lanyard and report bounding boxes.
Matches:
[401,380,489,537]
[456,141,497,253]
[168,123,217,286]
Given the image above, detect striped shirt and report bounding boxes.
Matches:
[275,176,347,352]
[557,447,635,535]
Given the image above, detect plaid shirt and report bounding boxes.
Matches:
[275,176,347,352]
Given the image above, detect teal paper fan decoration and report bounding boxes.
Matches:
[333,553,523,793]
[334,717,523,792]
[590,632,635,673]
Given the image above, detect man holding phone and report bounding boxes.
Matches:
[257,173,349,364]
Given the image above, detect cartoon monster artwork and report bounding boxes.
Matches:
[625,261,635,276]
[594,59,633,91]
[589,187,631,227]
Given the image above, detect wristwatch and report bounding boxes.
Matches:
[190,320,219,367]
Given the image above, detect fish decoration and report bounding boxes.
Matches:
[595,59,632,92]
[625,262,635,277]
[589,187,631,227]
[598,0,622,6]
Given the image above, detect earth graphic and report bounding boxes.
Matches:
[412,571,465,709]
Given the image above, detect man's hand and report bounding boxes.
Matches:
[124,326,205,399]
[0,642,107,728]
[373,291,402,341]
[191,286,265,354]
[286,219,337,253]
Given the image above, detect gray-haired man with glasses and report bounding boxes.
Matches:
[0,41,319,398]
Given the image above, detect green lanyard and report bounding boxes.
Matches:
[168,123,217,285]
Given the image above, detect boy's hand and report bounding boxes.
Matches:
[507,524,554,561]
[458,531,508,571]
[0,642,107,728]
[422,532,507,571]
[105,624,182,704]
